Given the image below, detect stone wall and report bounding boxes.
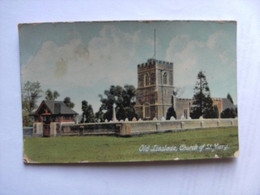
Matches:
[60,123,120,136]
[33,122,43,136]
[31,118,238,137]
[119,118,238,136]
[32,121,75,136]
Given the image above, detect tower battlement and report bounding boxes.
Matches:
[137,58,173,69]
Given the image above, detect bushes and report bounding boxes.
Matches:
[221,108,237,118]
[166,107,176,120]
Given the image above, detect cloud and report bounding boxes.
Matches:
[21,25,140,91]
[166,35,204,87]
[166,31,236,98]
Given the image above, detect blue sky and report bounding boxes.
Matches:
[19,21,237,113]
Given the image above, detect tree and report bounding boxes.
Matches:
[120,85,138,120]
[95,108,104,122]
[97,85,138,121]
[22,81,43,113]
[227,93,234,104]
[190,71,216,119]
[63,97,75,108]
[211,105,219,118]
[22,81,43,126]
[81,100,95,123]
[45,89,60,100]
[221,108,237,118]
[166,106,176,120]
[220,93,237,118]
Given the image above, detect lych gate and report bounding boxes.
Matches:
[31,100,78,137]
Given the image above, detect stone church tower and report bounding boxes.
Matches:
[135,58,175,120]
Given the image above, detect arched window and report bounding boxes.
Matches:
[144,73,150,86]
[143,103,150,119]
[163,72,168,85]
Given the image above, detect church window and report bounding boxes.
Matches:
[163,72,168,84]
[143,103,150,119]
[144,73,150,86]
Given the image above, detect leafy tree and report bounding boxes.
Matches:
[211,105,219,118]
[22,81,43,113]
[220,94,237,118]
[97,85,138,121]
[81,100,95,123]
[190,71,216,119]
[45,89,60,100]
[22,110,33,127]
[221,108,237,118]
[95,108,104,122]
[22,81,43,126]
[227,93,234,104]
[166,106,176,120]
[63,97,75,108]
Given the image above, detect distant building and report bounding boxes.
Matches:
[212,98,236,118]
[175,98,236,119]
[31,100,78,137]
[135,58,235,120]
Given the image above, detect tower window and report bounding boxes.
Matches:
[143,103,150,119]
[144,73,150,86]
[163,72,168,84]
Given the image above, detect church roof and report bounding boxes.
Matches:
[33,100,78,115]
[222,98,236,110]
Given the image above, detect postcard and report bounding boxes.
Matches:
[19,21,238,163]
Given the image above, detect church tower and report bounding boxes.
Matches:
[135,58,175,120]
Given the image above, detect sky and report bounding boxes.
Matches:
[19,21,237,114]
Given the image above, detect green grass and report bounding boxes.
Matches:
[24,127,239,163]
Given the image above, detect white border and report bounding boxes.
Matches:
[0,1,260,194]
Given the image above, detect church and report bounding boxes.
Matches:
[134,58,235,120]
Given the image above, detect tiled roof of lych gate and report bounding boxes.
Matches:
[44,100,78,115]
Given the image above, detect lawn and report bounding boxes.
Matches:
[24,127,239,163]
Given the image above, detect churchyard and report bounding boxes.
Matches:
[24,126,238,163]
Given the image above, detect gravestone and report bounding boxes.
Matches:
[170,116,175,121]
